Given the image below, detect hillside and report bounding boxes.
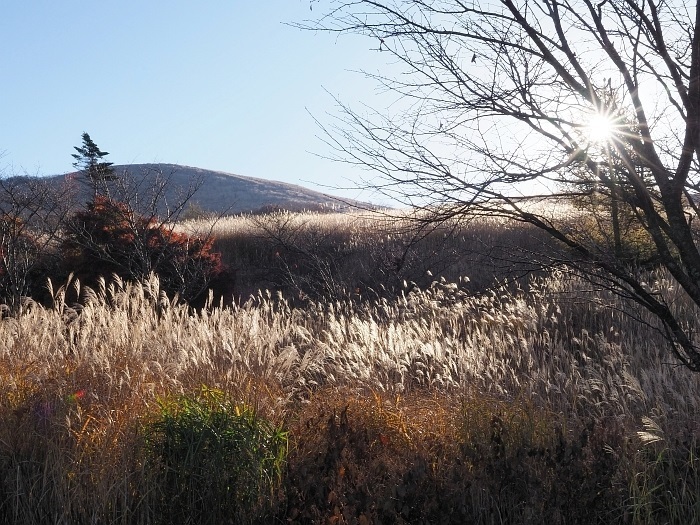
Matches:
[47,163,368,215]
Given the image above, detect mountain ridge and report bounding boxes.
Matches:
[50,163,369,215]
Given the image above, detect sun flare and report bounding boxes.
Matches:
[585,113,617,145]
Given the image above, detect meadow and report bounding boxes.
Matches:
[1,209,700,524]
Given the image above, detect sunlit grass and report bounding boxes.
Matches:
[2,215,700,522]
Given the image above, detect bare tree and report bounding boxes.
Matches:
[307,0,700,370]
[249,210,353,300]
[0,175,73,311]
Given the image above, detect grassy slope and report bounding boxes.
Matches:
[43,163,367,215]
[1,213,700,524]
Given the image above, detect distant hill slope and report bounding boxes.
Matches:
[47,163,368,215]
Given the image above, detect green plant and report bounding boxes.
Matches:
[628,420,700,524]
[71,132,117,199]
[144,386,287,525]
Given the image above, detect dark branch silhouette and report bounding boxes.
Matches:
[306,0,700,371]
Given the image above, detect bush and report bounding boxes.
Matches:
[144,387,288,525]
[281,390,626,524]
[629,422,700,524]
[61,196,227,303]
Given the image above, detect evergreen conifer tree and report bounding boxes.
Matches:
[71,132,117,199]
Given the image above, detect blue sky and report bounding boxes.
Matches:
[0,1,390,202]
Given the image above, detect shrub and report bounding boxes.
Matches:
[281,390,626,524]
[61,196,227,303]
[628,421,700,524]
[144,386,288,525]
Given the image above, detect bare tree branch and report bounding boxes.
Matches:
[305,0,700,370]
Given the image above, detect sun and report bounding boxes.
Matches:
[585,112,617,145]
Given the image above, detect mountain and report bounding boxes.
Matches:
[48,163,368,216]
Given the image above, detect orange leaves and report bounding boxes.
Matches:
[62,196,226,302]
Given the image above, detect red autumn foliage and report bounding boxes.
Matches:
[62,196,226,303]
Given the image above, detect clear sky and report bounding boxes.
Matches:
[0,1,390,202]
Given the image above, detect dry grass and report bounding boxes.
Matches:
[183,209,554,302]
[2,214,700,523]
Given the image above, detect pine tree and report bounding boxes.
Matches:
[71,132,117,199]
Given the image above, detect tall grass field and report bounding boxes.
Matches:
[2,210,700,524]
